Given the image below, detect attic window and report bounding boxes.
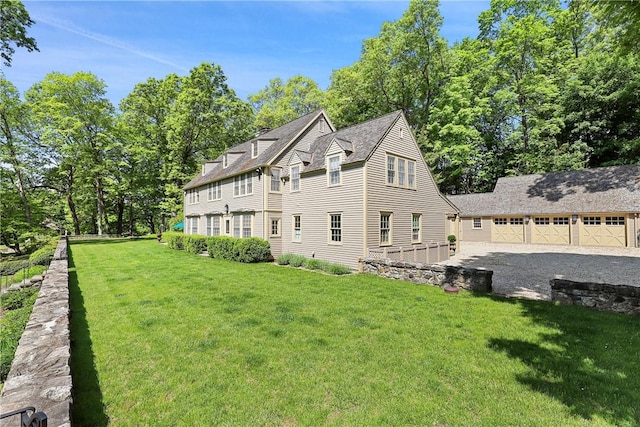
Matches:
[252,141,258,158]
[320,119,325,133]
[400,127,404,139]
[223,154,228,168]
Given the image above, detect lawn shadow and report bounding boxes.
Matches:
[487,300,640,425]
[68,249,110,426]
[453,249,640,423]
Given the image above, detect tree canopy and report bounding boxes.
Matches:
[0,0,38,66]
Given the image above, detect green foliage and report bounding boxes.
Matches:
[447,234,457,243]
[28,242,56,266]
[0,289,37,381]
[206,236,237,260]
[277,253,351,275]
[0,0,39,67]
[4,265,46,285]
[0,259,29,276]
[162,232,184,250]
[288,254,307,268]
[234,237,271,263]
[182,235,208,255]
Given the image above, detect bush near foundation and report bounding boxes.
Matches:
[162,232,184,250]
[183,235,208,255]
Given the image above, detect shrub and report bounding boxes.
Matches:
[235,238,271,263]
[289,255,307,268]
[0,290,38,381]
[323,263,352,275]
[183,235,208,254]
[277,253,352,275]
[207,236,237,260]
[0,259,30,277]
[276,253,295,265]
[163,232,184,250]
[303,258,323,270]
[1,288,38,311]
[29,243,57,266]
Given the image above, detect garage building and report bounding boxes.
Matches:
[448,164,640,248]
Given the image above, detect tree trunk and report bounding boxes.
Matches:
[67,193,81,235]
[115,198,124,235]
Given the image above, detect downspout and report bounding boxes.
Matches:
[362,163,368,258]
[263,167,269,240]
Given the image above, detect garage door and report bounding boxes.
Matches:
[492,217,524,243]
[579,216,626,247]
[532,216,571,245]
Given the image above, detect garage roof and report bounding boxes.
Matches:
[448,164,640,216]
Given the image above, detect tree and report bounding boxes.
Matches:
[592,0,640,53]
[25,72,116,235]
[249,75,324,129]
[0,0,38,66]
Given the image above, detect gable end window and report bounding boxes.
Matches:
[223,154,228,168]
[386,154,416,189]
[252,141,258,158]
[328,155,341,186]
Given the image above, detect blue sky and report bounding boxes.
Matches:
[3,1,489,107]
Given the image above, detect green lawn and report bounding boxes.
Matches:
[69,238,640,426]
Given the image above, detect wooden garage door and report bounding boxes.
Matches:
[492,217,524,243]
[580,216,626,247]
[532,217,571,245]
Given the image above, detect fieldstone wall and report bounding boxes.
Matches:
[551,279,640,316]
[0,238,72,427]
[360,258,493,292]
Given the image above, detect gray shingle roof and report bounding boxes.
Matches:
[184,110,325,190]
[305,110,401,173]
[448,164,640,216]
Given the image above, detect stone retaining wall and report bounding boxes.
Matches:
[359,258,493,292]
[0,238,72,427]
[551,279,640,316]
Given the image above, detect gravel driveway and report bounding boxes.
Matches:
[439,242,640,300]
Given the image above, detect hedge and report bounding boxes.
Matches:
[162,232,184,250]
[276,253,352,275]
[183,235,208,254]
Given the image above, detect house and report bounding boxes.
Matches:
[183,109,457,268]
[447,164,640,248]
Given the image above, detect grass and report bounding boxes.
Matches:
[69,238,640,426]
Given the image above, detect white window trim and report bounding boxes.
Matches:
[188,216,199,235]
[328,212,343,245]
[292,214,301,242]
[270,168,282,193]
[207,182,221,201]
[223,154,228,168]
[412,213,422,244]
[233,173,254,197]
[211,215,221,236]
[327,154,341,187]
[380,212,392,246]
[270,218,281,237]
[386,153,416,190]
[290,165,301,192]
[252,141,258,158]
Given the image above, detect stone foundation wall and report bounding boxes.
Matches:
[360,258,493,292]
[551,279,640,316]
[0,238,72,427]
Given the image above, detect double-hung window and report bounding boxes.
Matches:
[187,189,199,205]
[207,182,221,201]
[387,156,395,185]
[212,216,221,236]
[271,168,281,192]
[233,173,253,196]
[412,213,421,243]
[233,214,252,238]
[328,155,341,186]
[189,217,199,235]
[380,213,391,245]
[398,159,406,187]
[329,213,342,244]
[292,215,301,242]
[271,218,280,237]
[291,166,300,191]
[387,154,416,189]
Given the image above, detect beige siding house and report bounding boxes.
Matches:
[183,110,456,268]
[448,165,640,248]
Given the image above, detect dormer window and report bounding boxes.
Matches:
[327,155,341,186]
[223,154,228,168]
[252,141,258,158]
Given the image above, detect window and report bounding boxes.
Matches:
[387,156,395,184]
[412,213,421,243]
[291,166,300,191]
[252,141,258,158]
[212,216,221,236]
[189,217,198,235]
[206,216,212,236]
[494,218,507,225]
[534,217,550,225]
[293,215,301,242]
[187,189,199,205]
[583,216,601,226]
[398,158,405,186]
[473,218,482,229]
[387,154,415,189]
[328,155,341,186]
[225,219,230,235]
[232,214,252,238]
[510,218,523,225]
[233,173,253,196]
[606,216,624,226]
[271,168,281,192]
[329,213,342,243]
[223,154,228,168]
[320,120,325,133]
[380,213,391,245]
[554,217,569,225]
[207,182,221,201]
[271,218,280,236]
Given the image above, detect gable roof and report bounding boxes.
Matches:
[304,110,402,173]
[184,110,326,190]
[448,164,640,216]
